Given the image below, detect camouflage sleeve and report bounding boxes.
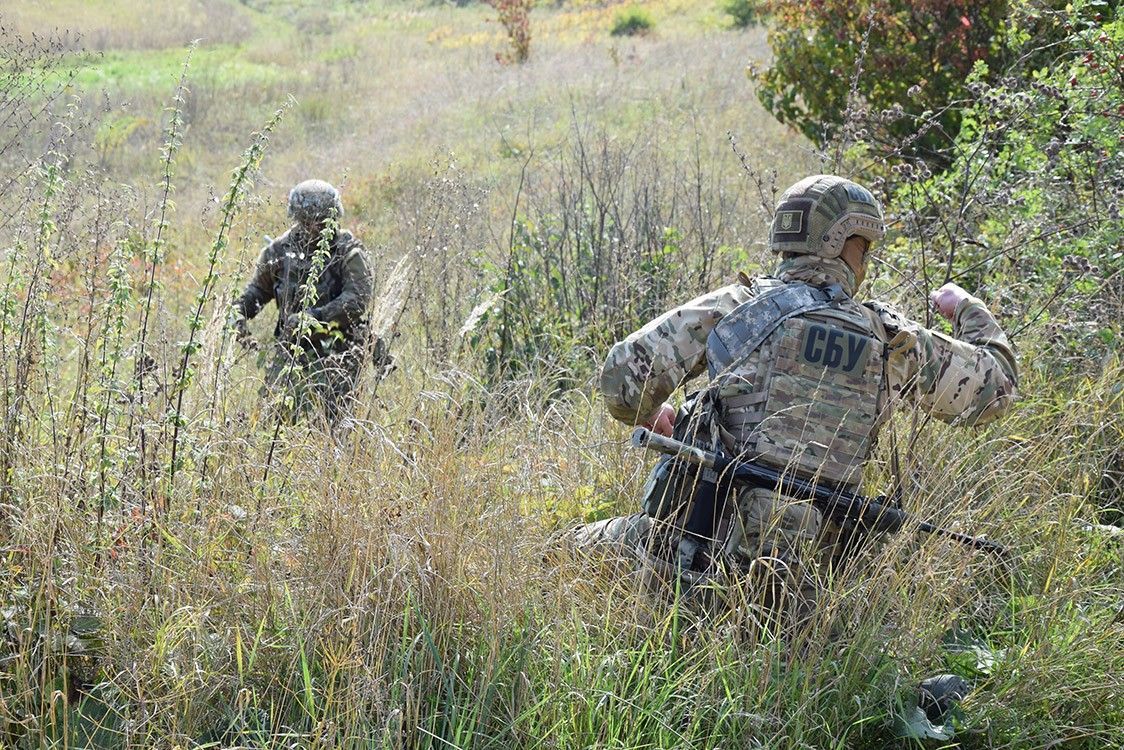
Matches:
[600,283,752,425]
[310,239,373,330]
[873,296,1018,426]
[233,244,276,321]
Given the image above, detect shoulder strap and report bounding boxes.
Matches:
[707,281,839,381]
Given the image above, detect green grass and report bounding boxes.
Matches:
[4,0,258,51]
[64,45,289,94]
[56,2,791,307]
[2,354,1119,747]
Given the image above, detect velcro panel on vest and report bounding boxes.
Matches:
[707,283,830,379]
[753,317,884,488]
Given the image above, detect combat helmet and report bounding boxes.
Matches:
[288,179,343,225]
[768,175,884,259]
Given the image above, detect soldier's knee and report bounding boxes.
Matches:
[737,488,824,555]
[740,551,819,631]
[571,512,652,552]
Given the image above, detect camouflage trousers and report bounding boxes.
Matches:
[572,487,826,630]
[264,343,365,425]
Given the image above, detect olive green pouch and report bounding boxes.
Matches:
[639,391,711,520]
[640,454,688,519]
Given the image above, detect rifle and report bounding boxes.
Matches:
[631,427,1006,556]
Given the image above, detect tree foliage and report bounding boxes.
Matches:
[756,0,1009,157]
[723,0,768,29]
[875,0,1122,372]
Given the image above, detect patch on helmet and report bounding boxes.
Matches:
[775,209,804,234]
[844,183,876,206]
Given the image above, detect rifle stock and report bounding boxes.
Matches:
[631,427,1005,556]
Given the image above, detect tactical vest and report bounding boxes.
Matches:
[706,278,885,489]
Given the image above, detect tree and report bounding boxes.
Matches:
[756,0,1008,160]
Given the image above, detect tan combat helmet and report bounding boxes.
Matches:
[769,175,885,259]
[288,179,343,226]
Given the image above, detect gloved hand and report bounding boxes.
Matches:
[929,282,974,321]
[284,311,320,340]
[643,402,677,437]
[232,317,256,350]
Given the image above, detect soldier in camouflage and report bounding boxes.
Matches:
[575,174,1018,628]
[233,179,374,424]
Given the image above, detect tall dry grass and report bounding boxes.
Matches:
[1,308,1120,746]
[0,6,1120,749]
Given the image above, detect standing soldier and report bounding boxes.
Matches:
[233,179,374,424]
[576,174,1018,628]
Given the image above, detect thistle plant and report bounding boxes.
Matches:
[166,101,290,492]
[132,45,193,504]
[0,157,62,527]
[94,236,133,530]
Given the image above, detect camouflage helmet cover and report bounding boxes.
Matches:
[768,175,884,259]
[288,179,343,225]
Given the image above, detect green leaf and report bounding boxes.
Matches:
[942,627,1005,677]
[893,706,955,740]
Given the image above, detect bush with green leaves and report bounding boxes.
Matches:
[755,0,1009,158]
[869,0,1121,377]
[722,0,767,29]
[610,7,654,37]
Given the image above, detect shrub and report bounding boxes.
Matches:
[755,0,1008,159]
[489,0,532,64]
[471,123,748,387]
[722,0,766,29]
[610,7,654,37]
[871,0,1122,376]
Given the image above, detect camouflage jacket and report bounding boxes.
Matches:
[234,225,374,349]
[601,256,1018,433]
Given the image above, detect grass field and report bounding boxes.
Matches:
[9,0,800,252]
[0,1,1121,748]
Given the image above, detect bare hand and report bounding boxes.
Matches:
[643,402,676,437]
[929,282,972,321]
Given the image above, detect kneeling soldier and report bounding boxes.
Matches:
[576,175,1018,628]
